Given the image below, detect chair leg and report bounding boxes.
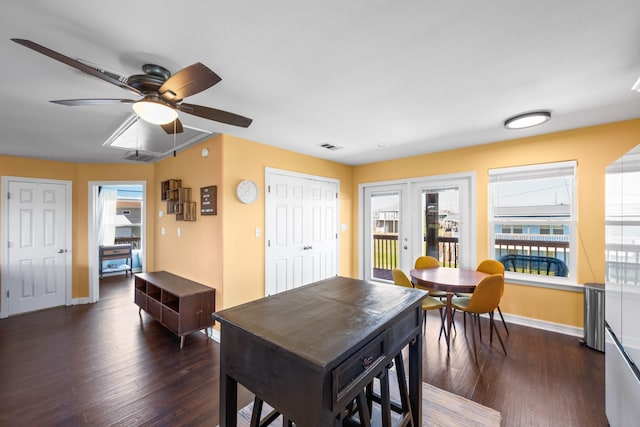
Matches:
[477,314,482,342]
[355,391,372,427]
[470,312,479,365]
[491,314,508,356]
[250,397,263,427]
[393,353,413,419]
[497,305,510,335]
[489,312,494,344]
[423,310,427,335]
[437,308,448,341]
[450,310,457,332]
[462,309,467,333]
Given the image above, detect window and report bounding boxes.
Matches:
[489,161,576,281]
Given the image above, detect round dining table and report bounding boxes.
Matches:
[410,267,489,351]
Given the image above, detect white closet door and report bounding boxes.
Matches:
[265,170,338,295]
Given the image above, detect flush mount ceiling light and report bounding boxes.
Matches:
[632,76,640,92]
[504,111,551,130]
[132,96,178,125]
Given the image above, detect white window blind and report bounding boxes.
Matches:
[489,161,577,282]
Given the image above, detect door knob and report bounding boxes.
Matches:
[57,249,64,253]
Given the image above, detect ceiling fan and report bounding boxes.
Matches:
[11,38,252,134]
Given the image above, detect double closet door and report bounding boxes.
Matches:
[265,170,339,295]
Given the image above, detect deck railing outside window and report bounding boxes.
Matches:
[372,234,459,279]
[606,243,640,285]
[372,233,574,279]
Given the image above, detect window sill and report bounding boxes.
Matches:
[504,273,583,293]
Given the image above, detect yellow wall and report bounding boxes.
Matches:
[0,156,155,302]
[153,135,224,295]
[0,136,352,315]
[353,119,640,327]
[220,134,353,309]
[1,118,639,329]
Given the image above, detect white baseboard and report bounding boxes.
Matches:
[206,327,221,343]
[72,297,91,305]
[498,312,583,338]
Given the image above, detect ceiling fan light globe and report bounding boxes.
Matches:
[132,100,178,125]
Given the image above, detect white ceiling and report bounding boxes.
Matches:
[1,1,639,165]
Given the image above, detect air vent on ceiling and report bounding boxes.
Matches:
[121,151,162,162]
[320,143,343,151]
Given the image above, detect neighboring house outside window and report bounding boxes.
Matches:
[489,161,577,282]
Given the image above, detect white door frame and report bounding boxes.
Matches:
[264,167,340,295]
[362,183,410,281]
[359,172,477,279]
[1,176,73,318]
[410,172,477,270]
[88,180,146,303]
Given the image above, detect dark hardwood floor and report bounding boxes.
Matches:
[0,276,606,426]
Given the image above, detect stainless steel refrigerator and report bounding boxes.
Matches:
[605,144,640,426]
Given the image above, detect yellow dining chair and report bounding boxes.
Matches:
[391,269,447,338]
[476,259,509,335]
[451,274,507,364]
[413,256,447,300]
[455,259,509,337]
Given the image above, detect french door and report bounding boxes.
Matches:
[363,184,409,281]
[361,173,476,282]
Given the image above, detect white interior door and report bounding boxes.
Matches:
[265,169,339,295]
[1,177,71,316]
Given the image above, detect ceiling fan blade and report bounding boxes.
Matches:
[178,103,253,128]
[159,63,221,101]
[11,38,142,97]
[160,119,184,135]
[50,98,135,106]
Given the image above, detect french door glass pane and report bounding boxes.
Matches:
[370,193,399,280]
[421,188,459,267]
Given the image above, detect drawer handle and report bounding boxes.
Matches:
[362,356,374,368]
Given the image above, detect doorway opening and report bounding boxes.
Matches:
[88,181,146,303]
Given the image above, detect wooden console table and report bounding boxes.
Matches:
[214,276,426,426]
[99,244,132,278]
[134,271,215,349]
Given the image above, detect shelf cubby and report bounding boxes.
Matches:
[147,284,161,302]
[160,179,196,221]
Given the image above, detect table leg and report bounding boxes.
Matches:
[220,372,238,427]
[408,327,423,427]
[445,293,453,351]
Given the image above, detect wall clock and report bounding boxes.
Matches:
[236,179,258,204]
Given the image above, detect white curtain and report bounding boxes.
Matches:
[98,188,118,246]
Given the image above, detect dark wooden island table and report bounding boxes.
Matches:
[214,276,427,426]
